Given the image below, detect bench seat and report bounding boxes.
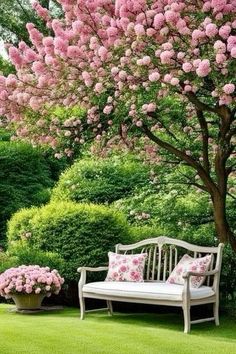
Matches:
[83,281,215,301]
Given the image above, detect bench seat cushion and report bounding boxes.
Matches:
[83,281,215,301]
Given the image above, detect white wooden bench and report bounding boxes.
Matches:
[78,236,224,333]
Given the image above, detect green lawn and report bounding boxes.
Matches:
[0,304,236,354]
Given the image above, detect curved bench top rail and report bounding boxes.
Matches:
[116,236,221,254]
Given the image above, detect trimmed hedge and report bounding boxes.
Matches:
[51,156,150,204]
[0,142,67,246]
[0,247,64,275]
[7,202,130,281]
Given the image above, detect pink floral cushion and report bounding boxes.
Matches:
[166,254,212,288]
[105,252,147,282]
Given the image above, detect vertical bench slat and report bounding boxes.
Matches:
[146,247,152,280]
[207,254,214,286]
[157,245,162,281]
[152,245,157,281]
[174,248,178,267]
[163,250,168,281]
[169,246,173,275]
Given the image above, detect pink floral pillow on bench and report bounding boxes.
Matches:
[166,254,212,288]
[105,252,147,282]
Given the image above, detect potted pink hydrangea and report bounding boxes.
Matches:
[0,265,64,310]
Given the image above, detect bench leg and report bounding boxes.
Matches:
[213,301,219,326]
[79,295,85,320]
[107,300,113,316]
[183,305,191,334]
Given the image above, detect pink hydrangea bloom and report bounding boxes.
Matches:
[182,62,193,73]
[0,265,64,298]
[205,23,218,37]
[196,59,211,77]
[223,84,235,94]
[148,72,160,82]
[219,25,231,39]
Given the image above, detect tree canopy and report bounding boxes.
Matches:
[0,0,236,248]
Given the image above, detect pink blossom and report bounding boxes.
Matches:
[182,62,192,73]
[216,53,226,64]
[205,23,218,37]
[192,30,205,41]
[165,10,179,24]
[35,287,41,294]
[134,24,145,36]
[231,48,236,58]
[219,25,231,39]
[67,46,80,59]
[142,56,151,65]
[196,59,211,77]
[103,105,113,114]
[94,83,103,93]
[148,72,160,82]
[153,13,165,29]
[214,40,226,53]
[42,36,53,46]
[227,36,236,51]
[211,0,227,11]
[160,51,174,64]
[223,84,235,94]
[170,78,179,86]
[147,103,156,112]
[136,120,143,127]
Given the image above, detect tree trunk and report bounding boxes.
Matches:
[212,192,236,251]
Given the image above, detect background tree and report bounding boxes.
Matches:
[0,0,236,248]
[0,0,61,44]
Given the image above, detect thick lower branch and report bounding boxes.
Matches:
[196,110,210,174]
[142,124,218,195]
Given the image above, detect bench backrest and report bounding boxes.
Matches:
[115,237,224,286]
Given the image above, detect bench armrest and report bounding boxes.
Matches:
[182,268,219,279]
[77,266,108,273]
[78,266,108,292]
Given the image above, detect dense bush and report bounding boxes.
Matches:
[7,202,130,281]
[0,246,64,275]
[51,155,151,204]
[113,188,212,234]
[0,142,68,246]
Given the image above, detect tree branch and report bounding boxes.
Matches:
[196,109,210,174]
[141,124,218,195]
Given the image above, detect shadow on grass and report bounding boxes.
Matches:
[81,310,236,341]
[3,304,236,342]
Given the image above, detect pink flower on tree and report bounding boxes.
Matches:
[0,0,236,250]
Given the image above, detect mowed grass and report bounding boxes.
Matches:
[0,304,236,354]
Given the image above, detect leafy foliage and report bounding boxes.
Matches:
[51,155,151,204]
[0,0,61,44]
[7,202,130,281]
[0,246,64,275]
[0,142,66,245]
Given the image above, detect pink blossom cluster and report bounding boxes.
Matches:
[0,0,235,152]
[0,265,64,299]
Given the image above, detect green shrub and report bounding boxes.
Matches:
[0,252,18,274]
[113,189,212,230]
[0,142,67,246]
[51,155,151,204]
[0,246,64,275]
[7,202,130,281]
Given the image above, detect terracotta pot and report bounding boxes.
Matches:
[11,294,45,310]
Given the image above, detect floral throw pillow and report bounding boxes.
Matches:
[105,252,147,282]
[166,254,212,288]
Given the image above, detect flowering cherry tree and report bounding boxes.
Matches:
[0,0,236,248]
